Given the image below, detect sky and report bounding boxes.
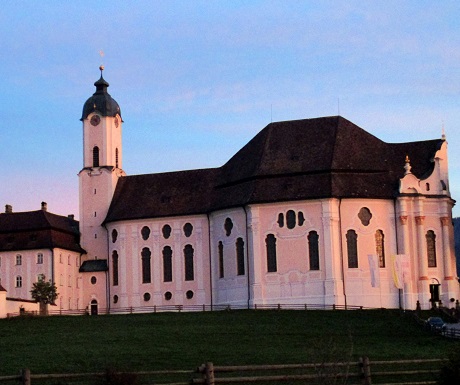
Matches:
[1,1,460,218]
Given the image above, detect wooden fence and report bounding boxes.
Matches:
[6,302,367,318]
[0,358,447,385]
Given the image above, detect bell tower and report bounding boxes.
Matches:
[78,66,125,261]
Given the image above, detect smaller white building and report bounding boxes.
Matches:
[0,203,84,315]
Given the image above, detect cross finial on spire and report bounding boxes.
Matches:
[99,50,105,75]
[442,120,446,140]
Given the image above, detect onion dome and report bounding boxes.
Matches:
[81,66,121,121]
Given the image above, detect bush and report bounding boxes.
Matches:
[98,368,138,385]
[437,347,460,385]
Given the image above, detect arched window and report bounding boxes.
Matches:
[184,245,194,281]
[426,230,437,267]
[16,276,22,288]
[93,146,100,167]
[298,211,305,226]
[163,246,173,282]
[141,247,151,284]
[266,234,277,272]
[224,218,233,236]
[375,230,385,268]
[112,251,119,286]
[37,253,43,264]
[346,230,358,268]
[16,254,22,265]
[218,241,224,278]
[115,148,119,168]
[236,237,245,275]
[277,213,284,228]
[308,231,320,270]
[286,210,296,229]
[111,229,118,243]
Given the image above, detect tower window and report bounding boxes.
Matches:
[115,148,119,168]
[93,146,100,167]
[16,276,22,288]
[426,230,437,267]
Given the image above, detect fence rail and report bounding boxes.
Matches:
[7,302,367,318]
[0,358,448,385]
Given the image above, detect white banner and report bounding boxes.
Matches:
[367,254,380,288]
[392,254,410,289]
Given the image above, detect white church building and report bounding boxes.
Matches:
[0,68,459,316]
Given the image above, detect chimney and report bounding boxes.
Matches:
[68,214,75,220]
[41,202,47,211]
[5,204,12,214]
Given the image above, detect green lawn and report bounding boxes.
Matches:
[0,309,456,376]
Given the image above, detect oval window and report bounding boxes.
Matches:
[141,226,150,240]
[162,224,172,239]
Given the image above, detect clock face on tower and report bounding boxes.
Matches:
[90,115,101,126]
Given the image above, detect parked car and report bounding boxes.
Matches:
[425,317,446,332]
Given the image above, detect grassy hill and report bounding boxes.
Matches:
[0,309,456,376]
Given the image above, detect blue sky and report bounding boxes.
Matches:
[1,1,460,218]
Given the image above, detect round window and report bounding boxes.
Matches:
[164,291,172,301]
[90,276,97,285]
[143,292,151,302]
[186,290,194,300]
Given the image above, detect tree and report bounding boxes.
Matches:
[30,276,58,315]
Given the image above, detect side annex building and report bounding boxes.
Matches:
[0,69,459,316]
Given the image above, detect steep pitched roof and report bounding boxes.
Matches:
[0,210,83,253]
[104,116,443,223]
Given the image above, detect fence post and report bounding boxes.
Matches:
[360,356,371,385]
[21,369,31,385]
[204,362,215,385]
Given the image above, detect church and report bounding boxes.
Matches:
[1,68,459,316]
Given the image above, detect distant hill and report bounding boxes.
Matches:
[453,217,460,277]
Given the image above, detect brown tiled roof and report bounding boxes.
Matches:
[104,116,443,223]
[0,210,83,253]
